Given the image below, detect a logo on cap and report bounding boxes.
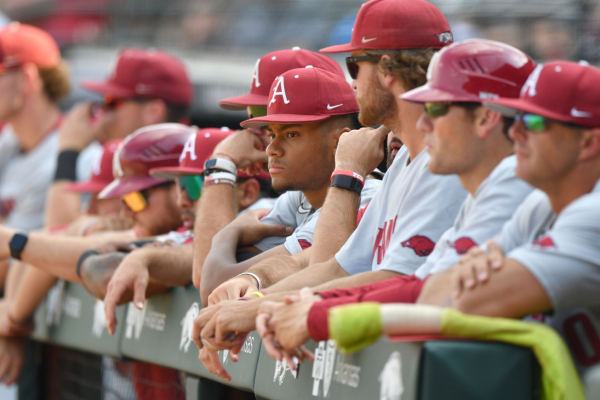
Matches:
[136,83,154,94]
[2,55,20,68]
[521,64,543,97]
[270,76,291,107]
[571,107,592,118]
[362,37,377,43]
[436,32,453,44]
[327,103,343,110]
[180,133,198,163]
[251,59,261,88]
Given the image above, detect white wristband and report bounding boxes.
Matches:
[237,272,262,291]
[204,158,237,175]
[205,171,237,182]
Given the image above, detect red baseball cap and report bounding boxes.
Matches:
[219,48,345,110]
[65,140,122,194]
[401,39,536,103]
[0,23,60,73]
[485,61,600,128]
[82,49,192,106]
[240,67,359,128]
[99,123,193,199]
[320,0,452,54]
[150,127,271,180]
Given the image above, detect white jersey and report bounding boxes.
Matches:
[77,141,103,182]
[493,179,600,377]
[336,147,468,275]
[254,179,380,255]
[0,127,58,231]
[414,156,533,279]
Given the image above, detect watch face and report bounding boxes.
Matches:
[205,159,218,168]
[10,234,27,249]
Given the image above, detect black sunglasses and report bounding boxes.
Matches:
[345,55,377,80]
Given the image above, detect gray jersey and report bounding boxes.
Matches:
[493,179,600,377]
[254,179,380,255]
[336,147,468,275]
[414,156,533,279]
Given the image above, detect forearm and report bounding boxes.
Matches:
[247,249,310,288]
[311,269,401,292]
[44,182,83,227]
[146,245,193,286]
[267,258,349,293]
[193,185,237,287]
[310,188,359,265]
[10,266,57,322]
[4,261,27,301]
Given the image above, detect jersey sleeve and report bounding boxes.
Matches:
[76,142,103,182]
[253,191,301,253]
[507,193,600,313]
[283,208,321,255]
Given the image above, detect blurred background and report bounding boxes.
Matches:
[0,0,596,128]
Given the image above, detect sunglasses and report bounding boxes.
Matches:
[345,55,376,80]
[121,182,174,213]
[102,96,148,111]
[423,102,480,118]
[176,175,203,201]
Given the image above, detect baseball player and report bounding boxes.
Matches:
[46,48,193,227]
[255,39,539,353]
[418,60,600,379]
[193,48,346,290]
[192,0,466,361]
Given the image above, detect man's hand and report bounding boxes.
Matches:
[0,301,33,337]
[212,129,268,174]
[103,250,151,335]
[451,241,505,299]
[207,275,259,306]
[0,336,25,385]
[256,288,317,364]
[198,347,232,381]
[228,209,293,247]
[80,253,127,301]
[335,125,390,178]
[58,102,103,151]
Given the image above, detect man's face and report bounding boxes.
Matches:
[87,194,124,216]
[351,50,397,127]
[417,105,484,175]
[387,132,403,168]
[175,181,198,230]
[121,184,183,237]
[0,69,25,121]
[266,121,335,193]
[97,98,149,142]
[509,119,582,187]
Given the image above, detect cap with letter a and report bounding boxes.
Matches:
[219,48,345,110]
[0,23,60,72]
[240,67,359,128]
[320,0,452,53]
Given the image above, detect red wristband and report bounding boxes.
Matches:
[331,170,365,185]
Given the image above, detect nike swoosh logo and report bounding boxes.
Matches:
[571,107,592,118]
[327,103,343,110]
[362,37,377,43]
[298,204,311,214]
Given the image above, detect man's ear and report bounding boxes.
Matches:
[475,107,502,139]
[18,63,41,96]
[377,54,395,88]
[579,128,600,161]
[236,179,261,211]
[141,99,168,125]
[332,127,350,151]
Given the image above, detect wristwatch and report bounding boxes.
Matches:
[9,233,28,260]
[331,174,363,194]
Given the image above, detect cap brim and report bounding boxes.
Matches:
[219,93,269,110]
[241,114,331,128]
[81,81,135,98]
[320,42,362,54]
[64,181,108,194]
[98,177,168,199]
[401,84,479,104]
[484,98,568,121]
[149,166,204,180]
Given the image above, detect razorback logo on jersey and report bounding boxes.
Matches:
[0,198,15,217]
[401,235,435,257]
[298,239,312,250]
[451,237,477,255]
[533,235,555,249]
[372,216,398,264]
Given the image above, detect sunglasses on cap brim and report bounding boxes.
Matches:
[176,175,203,201]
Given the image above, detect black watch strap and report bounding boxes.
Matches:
[9,233,28,260]
[331,174,363,194]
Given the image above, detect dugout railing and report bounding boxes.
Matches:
[25,281,545,400]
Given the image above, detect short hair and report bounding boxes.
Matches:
[320,112,362,134]
[164,102,190,123]
[38,59,70,103]
[364,49,436,91]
